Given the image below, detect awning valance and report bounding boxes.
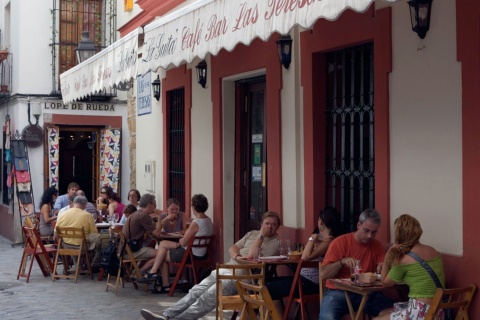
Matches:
[140,0,374,73]
[60,27,142,104]
[60,0,374,103]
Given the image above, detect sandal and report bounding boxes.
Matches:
[151,286,171,294]
[136,272,159,283]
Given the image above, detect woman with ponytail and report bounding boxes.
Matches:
[374,214,445,320]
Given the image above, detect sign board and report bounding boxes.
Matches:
[22,125,44,148]
[137,71,152,116]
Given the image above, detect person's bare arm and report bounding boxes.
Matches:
[42,205,56,223]
[178,221,199,247]
[229,243,245,260]
[301,234,332,260]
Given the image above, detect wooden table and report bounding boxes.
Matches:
[158,232,183,240]
[329,278,389,320]
[95,222,123,232]
[236,256,300,280]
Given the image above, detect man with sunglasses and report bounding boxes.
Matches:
[319,209,393,320]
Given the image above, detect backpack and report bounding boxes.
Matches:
[100,236,121,276]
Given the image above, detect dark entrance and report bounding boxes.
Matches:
[58,127,99,202]
[236,77,267,236]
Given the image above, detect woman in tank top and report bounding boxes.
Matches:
[138,194,213,294]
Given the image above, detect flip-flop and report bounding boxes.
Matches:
[151,286,171,294]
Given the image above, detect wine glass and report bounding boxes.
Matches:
[278,240,284,256]
[113,212,119,224]
[285,240,292,254]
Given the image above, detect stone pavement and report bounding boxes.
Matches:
[0,235,230,320]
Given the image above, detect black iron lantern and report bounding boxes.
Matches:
[152,75,161,101]
[408,0,433,39]
[196,60,207,88]
[75,31,96,64]
[276,35,293,69]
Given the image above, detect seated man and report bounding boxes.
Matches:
[55,195,102,270]
[57,194,75,218]
[53,182,79,215]
[140,211,282,320]
[76,189,98,221]
[319,209,393,320]
[122,193,164,272]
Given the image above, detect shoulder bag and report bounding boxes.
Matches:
[127,212,141,252]
[406,251,453,320]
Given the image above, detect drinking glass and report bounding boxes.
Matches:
[285,240,292,254]
[354,260,362,284]
[113,212,119,223]
[278,240,285,256]
[253,247,262,260]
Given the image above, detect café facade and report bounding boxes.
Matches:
[60,0,480,315]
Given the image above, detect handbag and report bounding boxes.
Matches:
[11,140,27,158]
[14,157,29,171]
[17,182,31,192]
[18,194,34,216]
[17,191,32,204]
[127,211,141,252]
[406,251,453,320]
[100,234,121,276]
[5,149,11,162]
[15,170,31,183]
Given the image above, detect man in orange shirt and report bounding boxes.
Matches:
[319,209,393,320]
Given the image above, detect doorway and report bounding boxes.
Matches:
[236,77,267,236]
[58,127,100,202]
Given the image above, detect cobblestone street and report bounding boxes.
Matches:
[0,235,223,320]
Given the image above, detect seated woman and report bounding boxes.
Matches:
[160,198,187,233]
[39,186,59,237]
[373,214,445,320]
[105,186,125,222]
[128,189,141,208]
[138,194,213,294]
[265,207,341,315]
[96,186,108,209]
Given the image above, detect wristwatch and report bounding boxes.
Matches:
[258,235,265,241]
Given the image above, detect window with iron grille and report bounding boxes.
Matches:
[51,0,116,93]
[325,42,374,233]
[168,88,185,211]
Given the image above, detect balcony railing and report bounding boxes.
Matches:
[0,51,12,99]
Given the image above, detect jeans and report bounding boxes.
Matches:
[319,289,393,320]
[165,268,238,319]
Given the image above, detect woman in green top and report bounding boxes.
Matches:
[374,214,445,320]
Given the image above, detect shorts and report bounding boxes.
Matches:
[129,246,156,260]
[169,246,207,263]
[391,298,444,320]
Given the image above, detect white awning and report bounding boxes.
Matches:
[140,0,374,73]
[60,0,374,103]
[60,27,142,104]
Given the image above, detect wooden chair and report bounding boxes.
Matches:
[118,231,149,292]
[283,260,320,320]
[17,226,57,283]
[236,281,280,320]
[319,261,325,306]
[168,235,216,296]
[216,262,265,320]
[425,284,476,320]
[52,227,93,283]
[105,226,124,294]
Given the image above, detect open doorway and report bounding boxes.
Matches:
[58,127,100,202]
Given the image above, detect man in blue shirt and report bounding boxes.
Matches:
[53,182,79,215]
